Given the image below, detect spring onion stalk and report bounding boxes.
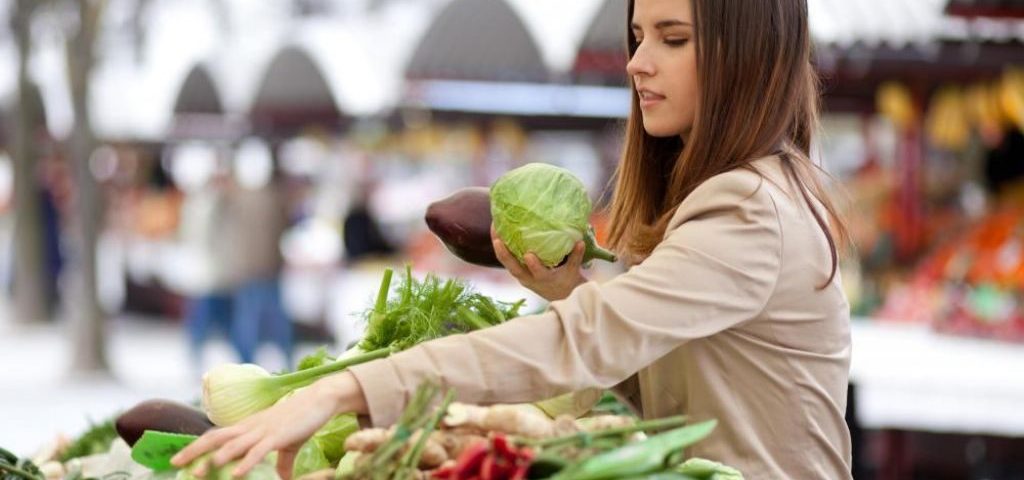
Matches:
[203,347,392,426]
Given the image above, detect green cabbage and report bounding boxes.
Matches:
[292,439,330,479]
[490,163,616,267]
[312,414,359,464]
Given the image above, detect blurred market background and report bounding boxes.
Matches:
[1,0,1024,478]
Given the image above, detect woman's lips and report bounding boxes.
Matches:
[638,89,666,108]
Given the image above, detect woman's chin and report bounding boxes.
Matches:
[641,120,683,138]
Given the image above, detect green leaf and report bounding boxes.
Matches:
[296,347,336,372]
[358,267,524,353]
[591,391,637,417]
[312,414,360,464]
[335,451,360,478]
[675,458,744,480]
[292,440,330,479]
[0,447,43,480]
[59,417,119,462]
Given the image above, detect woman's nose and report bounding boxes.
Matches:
[626,47,654,78]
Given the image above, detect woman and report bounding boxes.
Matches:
[173,0,853,478]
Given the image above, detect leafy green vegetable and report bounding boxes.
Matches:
[311,414,359,464]
[0,447,43,480]
[550,420,718,480]
[490,163,616,267]
[358,266,524,352]
[292,439,330,479]
[335,451,360,478]
[590,391,638,418]
[296,347,336,372]
[675,458,744,480]
[59,417,119,462]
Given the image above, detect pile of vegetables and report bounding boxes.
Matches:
[19,267,535,480]
[333,383,743,480]
[426,163,616,269]
[7,157,748,478]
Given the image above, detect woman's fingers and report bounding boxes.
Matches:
[172,426,237,468]
[567,241,585,270]
[524,253,549,278]
[213,429,262,467]
[276,446,299,480]
[493,238,529,278]
[232,438,277,478]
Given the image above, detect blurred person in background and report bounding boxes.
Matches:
[177,160,235,372]
[223,144,293,367]
[38,154,70,317]
[341,179,394,264]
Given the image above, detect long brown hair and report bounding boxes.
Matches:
[607,0,850,287]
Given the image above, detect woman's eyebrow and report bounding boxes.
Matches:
[630,19,692,30]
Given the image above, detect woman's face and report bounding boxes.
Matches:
[627,0,699,138]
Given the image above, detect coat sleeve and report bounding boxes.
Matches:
[347,170,783,427]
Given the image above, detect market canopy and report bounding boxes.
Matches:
[173,65,223,115]
[404,0,549,82]
[249,46,342,133]
[572,0,626,85]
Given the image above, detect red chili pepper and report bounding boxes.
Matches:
[453,441,490,479]
[479,454,497,480]
[492,434,513,457]
[432,465,456,479]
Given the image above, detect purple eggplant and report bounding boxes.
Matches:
[115,399,214,446]
[425,187,503,268]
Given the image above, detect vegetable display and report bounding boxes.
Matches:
[6,263,743,480]
[334,383,741,480]
[11,169,742,480]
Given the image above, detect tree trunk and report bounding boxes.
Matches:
[67,0,108,372]
[10,0,50,324]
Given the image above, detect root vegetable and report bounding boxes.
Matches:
[575,415,636,433]
[444,404,555,439]
[343,428,450,469]
[344,428,393,453]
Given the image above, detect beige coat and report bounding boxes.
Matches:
[349,156,853,479]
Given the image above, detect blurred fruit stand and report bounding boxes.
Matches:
[795,1,1024,477]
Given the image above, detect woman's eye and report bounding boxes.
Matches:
[665,39,688,47]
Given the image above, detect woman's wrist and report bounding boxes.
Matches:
[317,371,369,417]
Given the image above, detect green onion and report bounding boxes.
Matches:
[202,347,392,426]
